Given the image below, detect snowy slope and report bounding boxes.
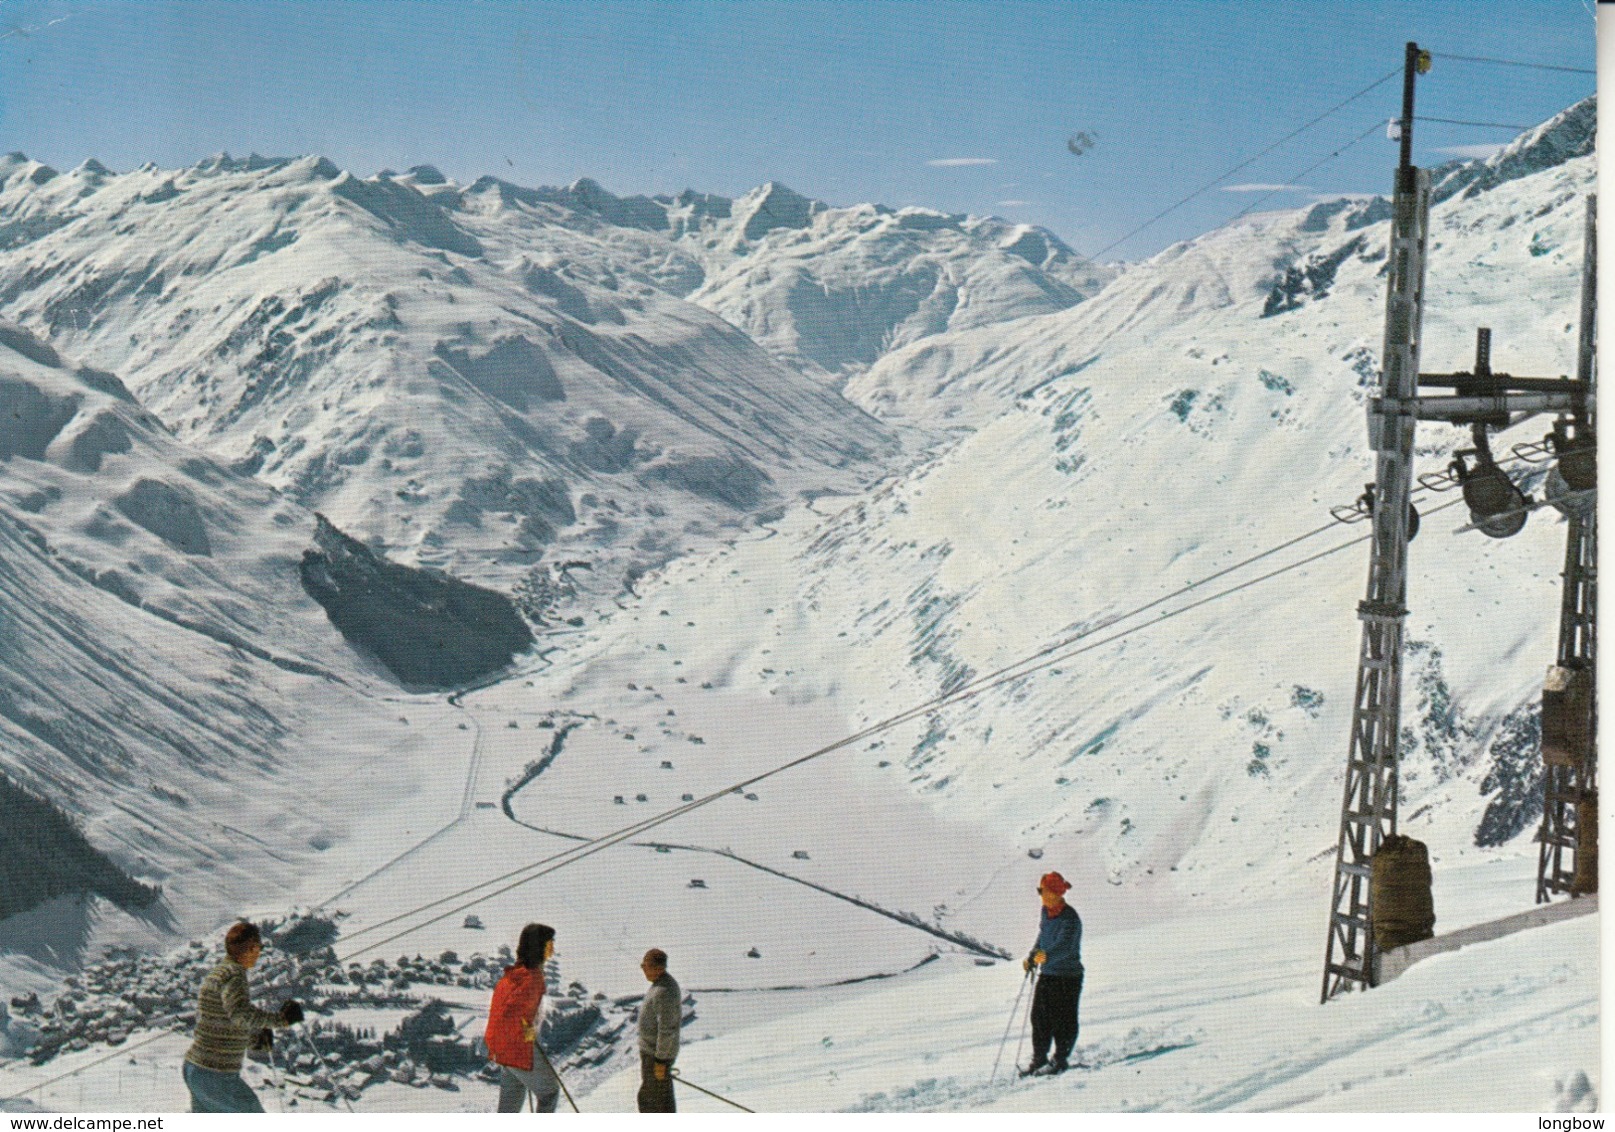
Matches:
[0,323,429,976]
[601,865,1597,1114]
[518,142,1594,926]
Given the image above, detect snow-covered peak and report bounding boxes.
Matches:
[1432,95,1595,202]
[729,180,821,243]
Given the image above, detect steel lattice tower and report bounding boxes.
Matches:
[1537,197,1598,903]
[1321,45,1432,1002]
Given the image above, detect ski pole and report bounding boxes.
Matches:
[990,965,1033,1086]
[1012,967,1038,1079]
[266,1033,285,1113]
[669,1068,754,1112]
[532,1041,580,1113]
[297,1024,356,1112]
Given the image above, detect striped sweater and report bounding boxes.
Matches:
[183,958,285,1073]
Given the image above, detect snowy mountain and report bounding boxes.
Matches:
[0,157,1109,606]
[417,173,1113,380]
[0,99,1598,1113]
[848,98,1595,431]
[432,101,1594,1000]
[677,182,1114,380]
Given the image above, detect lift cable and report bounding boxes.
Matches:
[1225,119,1387,224]
[1428,51,1595,76]
[324,512,1362,955]
[0,1028,181,1103]
[332,495,1471,966]
[327,459,1519,958]
[1089,66,1400,260]
[1416,115,1537,131]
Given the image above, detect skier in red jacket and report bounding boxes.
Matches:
[485,923,560,1112]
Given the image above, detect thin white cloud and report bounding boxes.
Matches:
[1436,143,1507,160]
[997,199,1029,207]
[1220,183,1304,193]
[927,157,997,168]
[0,13,70,40]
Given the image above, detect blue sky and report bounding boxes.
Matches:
[0,0,1595,260]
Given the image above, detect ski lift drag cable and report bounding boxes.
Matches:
[326,509,1361,955]
[298,1025,356,1112]
[669,1068,755,1112]
[331,465,1506,958]
[1089,66,1400,260]
[336,495,1471,965]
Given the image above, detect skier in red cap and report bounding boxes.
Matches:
[1021,871,1083,1075]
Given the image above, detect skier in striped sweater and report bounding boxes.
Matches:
[182,921,303,1112]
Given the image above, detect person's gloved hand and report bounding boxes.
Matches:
[252,1028,274,1052]
[280,999,304,1025]
[654,1061,669,1081]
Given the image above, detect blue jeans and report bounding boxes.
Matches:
[183,1060,265,1113]
[497,1060,560,1112]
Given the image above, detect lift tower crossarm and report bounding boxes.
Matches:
[1409,329,1592,427]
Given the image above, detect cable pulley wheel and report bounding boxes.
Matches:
[1460,468,1527,538]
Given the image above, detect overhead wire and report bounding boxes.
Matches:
[335,492,1477,965]
[1093,47,1589,262]
[1088,66,1401,260]
[1416,115,1535,131]
[1227,119,1386,224]
[1429,51,1595,76]
[324,510,1360,957]
[1,1028,181,1103]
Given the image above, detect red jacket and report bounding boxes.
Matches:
[485,964,545,1069]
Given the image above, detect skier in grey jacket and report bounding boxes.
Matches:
[636,949,681,1112]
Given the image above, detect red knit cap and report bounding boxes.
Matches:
[1038,871,1071,895]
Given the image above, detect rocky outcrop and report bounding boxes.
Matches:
[299,515,532,688]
